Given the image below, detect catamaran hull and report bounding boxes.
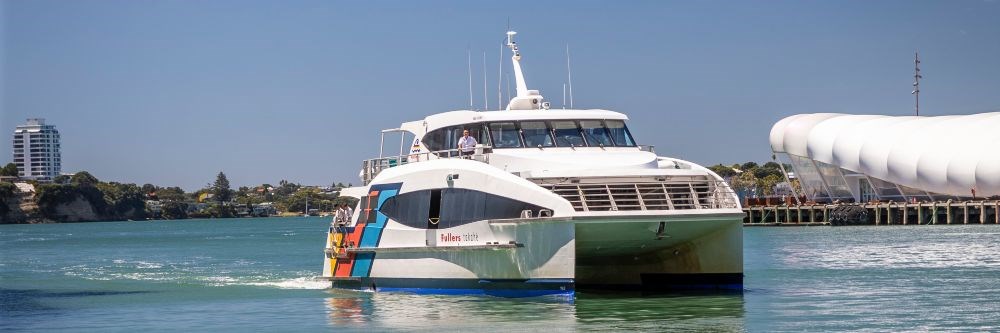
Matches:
[324,212,743,296]
[575,213,744,290]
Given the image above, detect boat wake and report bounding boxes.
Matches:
[243,276,329,290]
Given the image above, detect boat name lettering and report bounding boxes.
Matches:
[440,232,479,242]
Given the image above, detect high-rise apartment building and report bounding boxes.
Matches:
[12,118,62,181]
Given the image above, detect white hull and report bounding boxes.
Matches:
[323,211,743,296]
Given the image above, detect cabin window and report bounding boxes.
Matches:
[520,121,554,148]
[376,190,431,228]
[488,122,523,148]
[579,120,613,147]
[379,188,548,229]
[422,124,488,154]
[605,120,636,147]
[551,121,586,147]
[422,127,452,152]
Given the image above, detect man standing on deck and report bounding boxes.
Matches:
[457,129,477,157]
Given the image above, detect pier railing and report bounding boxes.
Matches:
[360,146,492,185]
[744,200,1000,226]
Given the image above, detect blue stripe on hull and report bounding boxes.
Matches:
[375,287,573,298]
[351,184,401,278]
[332,277,575,298]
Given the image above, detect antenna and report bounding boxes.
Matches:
[498,43,503,110]
[566,44,574,109]
[467,48,473,109]
[483,51,489,110]
[505,74,511,103]
[562,83,567,109]
[912,51,922,116]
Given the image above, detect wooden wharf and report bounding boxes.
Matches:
[743,200,1000,226]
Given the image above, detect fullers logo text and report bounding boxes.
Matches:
[440,232,479,242]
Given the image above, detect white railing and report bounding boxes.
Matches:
[537,179,738,211]
[360,146,492,185]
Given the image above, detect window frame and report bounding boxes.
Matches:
[519,121,556,148]
[487,122,524,148]
[549,120,588,148]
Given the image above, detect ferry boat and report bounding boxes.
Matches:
[322,32,743,297]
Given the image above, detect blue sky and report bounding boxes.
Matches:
[2,0,999,190]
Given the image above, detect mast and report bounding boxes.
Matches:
[912,51,921,116]
[504,31,546,110]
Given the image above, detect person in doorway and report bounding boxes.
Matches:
[457,129,478,157]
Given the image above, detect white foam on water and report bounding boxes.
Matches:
[245,276,330,289]
[135,261,163,269]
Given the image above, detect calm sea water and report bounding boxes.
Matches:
[3,217,1000,332]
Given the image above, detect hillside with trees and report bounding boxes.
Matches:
[0,169,357,224]
[707,161,800,198]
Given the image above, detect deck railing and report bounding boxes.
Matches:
[360,146,492,185]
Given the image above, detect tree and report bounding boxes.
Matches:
[141,183,157,195]
[70,171,99,186]
[53,175,71,184]
[97,182,147,220]
[760,174,784,195]
[212,172,232,202]
[708,164,737,178]
[158,186,186,202]
[161,201,188,219]
[729,169,756,192]
[1,163,18,177]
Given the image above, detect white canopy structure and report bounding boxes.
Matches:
[770,112,1000,202]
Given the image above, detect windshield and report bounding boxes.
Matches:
[489,122,522,148]
[521,121,554,148]
[580,120,613,147]
[605,120,636,147]
[551,121,586,147]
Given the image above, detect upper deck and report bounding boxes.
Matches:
[363,108,658,184]
[401,109,630,138]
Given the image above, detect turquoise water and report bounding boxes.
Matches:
[3,218,1000,332]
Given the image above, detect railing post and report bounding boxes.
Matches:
[946,201,952,224]
[903,203,909,225]
[981,201,986,224]
[932,202,938,224]
[887,203,894,225]
[961,201,967,224]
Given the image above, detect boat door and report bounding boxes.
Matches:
[426,189,442,246]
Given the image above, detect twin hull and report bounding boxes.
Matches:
[323,212,744,296]
[323,159,743,296]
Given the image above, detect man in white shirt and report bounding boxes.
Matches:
[457,129,478,157]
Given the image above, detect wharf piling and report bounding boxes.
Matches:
[742,200,1000,226]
